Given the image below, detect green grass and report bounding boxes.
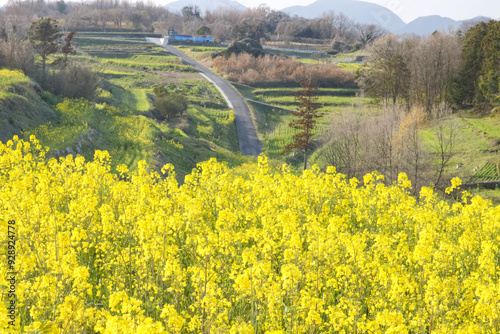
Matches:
[465,116,500,139]
[0,34,252,182]
[131,89,150,111]
[252,87,372,108]
[250,87,373,143]
[252,87,357,96]
[257,94,362,106]
[180,46,225,53]
[103,59,194,72]
[230,83,256,99]
[25,99,245,182]
[418,114,500,188]
[0,69,57,143]
[469,162,500,182]
[264,115,297,157]
[105,54,181,64]
[0,69,30,87]
[469,188,500,205]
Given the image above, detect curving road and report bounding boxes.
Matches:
[146,38,261,157]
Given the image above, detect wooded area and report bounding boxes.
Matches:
[356,21,500,114]
[0,0,386,49]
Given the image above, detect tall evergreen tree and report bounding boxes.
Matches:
[478,21,500,107]
[28,17,62,83]
[452,21,488,105]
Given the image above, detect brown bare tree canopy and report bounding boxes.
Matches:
[61,30,77,68]
[356,32,461,115]
[0,0,388,48]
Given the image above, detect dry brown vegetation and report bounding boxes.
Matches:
[212,53,356,87]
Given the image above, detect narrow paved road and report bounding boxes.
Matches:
[146,38,261,157]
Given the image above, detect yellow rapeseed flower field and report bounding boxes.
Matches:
[1,136,500,333]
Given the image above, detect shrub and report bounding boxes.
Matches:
[0,34,36,76]
[154,86,188,120]
[43,62,101,100]
[212,38,264,59]
[213,53,355,87]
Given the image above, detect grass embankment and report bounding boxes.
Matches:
[26,98,242,178]
[0,69,56,143]
[176,45,225,68]
[419,112,500,203]
[1,34,249,182]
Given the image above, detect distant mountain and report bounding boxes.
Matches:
[282,0,406,33]
[397,15,460,35]
[396,15,492,35]
[458,16,492,31]
[282,0,493,35]
[163,0,492,36]
[164,0,246,13]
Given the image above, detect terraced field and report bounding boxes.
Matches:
[11,34,249,181]
[238,84,377,158]
[469,162,500,182]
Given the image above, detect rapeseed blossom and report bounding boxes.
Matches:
[1,136,499,333]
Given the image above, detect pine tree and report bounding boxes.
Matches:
[28,17,62,83]
[283,77,323,170]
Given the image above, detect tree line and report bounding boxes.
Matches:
[0,0,386,49]
[320,20,500,192]
[356,20,500,114]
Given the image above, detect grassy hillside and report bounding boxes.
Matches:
[0,69,56,143]
[0,35,251,182]
[419,112,500,203]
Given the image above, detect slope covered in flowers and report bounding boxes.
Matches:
[1,136,500,333]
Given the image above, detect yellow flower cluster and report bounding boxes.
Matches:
[0,69,29,86]
[1,136,500,333]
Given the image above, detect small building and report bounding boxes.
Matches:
[162,28,214,45]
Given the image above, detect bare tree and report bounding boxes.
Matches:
[358,32,461,116]
[365,106,403,183]
[0,29,36,75]
[394,106,428,193]
[408,32,461,116]
[321,104,430,190]
[357,35,413,106]
[321,110,364,178]
[331,12,357,44]
[356,23,387,48]
[431,104,459,188]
